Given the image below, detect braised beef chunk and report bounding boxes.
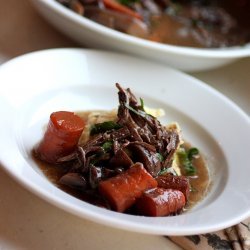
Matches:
[116,83,180,175]
[156,174,190,200]
[59,172,87,190]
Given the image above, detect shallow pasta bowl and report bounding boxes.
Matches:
[30,0,250,72]
[0,48,250,235]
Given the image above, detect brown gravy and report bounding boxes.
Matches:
[182,143,210,209]
[34,141,210,213]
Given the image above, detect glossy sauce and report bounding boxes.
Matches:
[34,142,210,213]
[34,156,109,208]
[182,143,210,209]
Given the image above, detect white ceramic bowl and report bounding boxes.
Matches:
[0,48,250,235]
[30,0,250,72]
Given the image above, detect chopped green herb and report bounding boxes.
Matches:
[178,148,197,176]
[90,151,110,165]
[118,0,138,6]
[139,98,145,111]
[191,19,198,27]
[102,141,113,152]
[125,103,148,118]
[156,152,164,162]
[90,121,122,135]
[159,167,178,176]
[188,147,199,160]
[90,141,113,164]
[166,3,182,16]
[190,185,198,192]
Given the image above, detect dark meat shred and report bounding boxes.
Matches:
[115,83,180,175]
[156,173,190,200]
[59,172,87,190]
[58,83,180,189]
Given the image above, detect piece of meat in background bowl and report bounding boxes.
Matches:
[30,0,250,71]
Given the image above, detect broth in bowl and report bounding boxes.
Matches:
[57,0,250,48]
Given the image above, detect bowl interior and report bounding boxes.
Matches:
[1,49,250,235]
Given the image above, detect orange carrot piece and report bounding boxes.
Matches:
[99,162,157,212]
[103,0,142,20]
[36,111,85,164]
[136,188,186,217]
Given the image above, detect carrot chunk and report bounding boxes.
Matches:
[36,111,85,164]
[136,188,186,217]
[156,174,190,200]
[103,0,142,20]
[99,162,157,212]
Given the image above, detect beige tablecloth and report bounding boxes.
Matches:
[169,218,250,250]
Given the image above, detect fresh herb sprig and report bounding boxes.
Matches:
[118,0,138,6]
[90,121,122,135]
[178,147,199,176]
[102,141,113,152]
[159,167,178,176]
